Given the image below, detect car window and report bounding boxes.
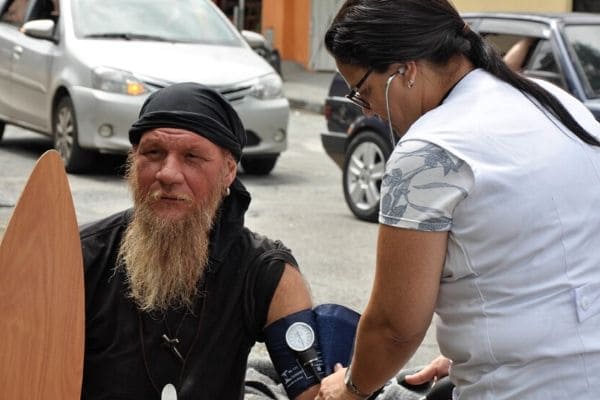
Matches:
[481,32,566,90]
[1,0,29,25]
[71,0,242,46]
[481,33,538,70]
[563,24,600,98]
[25,0,57,22]
[482,33,531,57]
[477,19,549,38]
[502,37,537,71]
[523,39,566,89]
[526,40,559,73]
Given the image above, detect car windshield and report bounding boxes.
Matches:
[563,24,600,98]
[71,0,243,46]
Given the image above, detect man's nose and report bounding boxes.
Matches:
[155,154,184,185]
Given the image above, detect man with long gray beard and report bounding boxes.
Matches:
[79,83,317,399]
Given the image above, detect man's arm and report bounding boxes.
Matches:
[266,263,319,400]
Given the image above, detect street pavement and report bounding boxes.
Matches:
[0,61,332,237]
[281,61,334,115]
[0,63,441,372]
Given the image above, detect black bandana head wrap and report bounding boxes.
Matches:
[129,82,247,161]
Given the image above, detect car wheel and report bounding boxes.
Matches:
[53,96,94,173]
[241,155,279,175]
[343,130,393,222]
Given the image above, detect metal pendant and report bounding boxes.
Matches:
[161,383,177,400]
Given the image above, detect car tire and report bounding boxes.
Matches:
[241,155,279,175]
[0,120,5,142]
[53,96,94,173]
[343,130,393,222]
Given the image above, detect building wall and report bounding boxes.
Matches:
[308,0,346,71]
[452,0,572,12]
[262,0,310,66]
[261,2,284,47]
[262,0,579,70]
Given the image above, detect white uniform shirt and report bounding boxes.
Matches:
[380,69,600,399]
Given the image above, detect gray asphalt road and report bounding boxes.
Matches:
[0,109,439,369]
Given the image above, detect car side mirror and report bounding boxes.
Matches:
[21,19,56,41]
[241,29,269,50]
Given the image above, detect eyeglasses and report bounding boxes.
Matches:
[345,67,374,110]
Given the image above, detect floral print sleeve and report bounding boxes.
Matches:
[379,140,473,231]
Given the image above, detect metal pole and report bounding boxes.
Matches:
[238,0,245,30]
[232,6,239,29]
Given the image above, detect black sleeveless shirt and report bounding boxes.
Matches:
[79,179,297,399]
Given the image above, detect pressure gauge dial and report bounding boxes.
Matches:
[285,322,315,352]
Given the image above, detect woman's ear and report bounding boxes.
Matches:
[404,61,418,88]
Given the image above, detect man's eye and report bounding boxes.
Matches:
[186,152,209,161]
[141,149,161,157]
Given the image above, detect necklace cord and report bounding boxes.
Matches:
[139,312,162,396]
[137,295,206,396]
[164,310,189,340]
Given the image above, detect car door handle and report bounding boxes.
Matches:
[12,45,23,59]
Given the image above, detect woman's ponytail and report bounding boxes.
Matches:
[463,28,600,146]
[326,0,599,146]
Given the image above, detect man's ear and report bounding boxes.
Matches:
[223,155,237,187]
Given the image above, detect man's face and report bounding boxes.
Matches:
[133,127,237,220]
[118,127,237,312]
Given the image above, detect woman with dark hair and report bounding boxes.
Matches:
[316,0,600,399]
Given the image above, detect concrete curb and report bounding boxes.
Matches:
[287,97,324,114]
[281,60,332,115]
[0,192,14,207]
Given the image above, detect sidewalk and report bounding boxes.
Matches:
[281,61,335,115]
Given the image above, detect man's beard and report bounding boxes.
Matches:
[117,157,226,312]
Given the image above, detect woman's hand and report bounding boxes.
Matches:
[403,355,452,385]
[315,364,361,400]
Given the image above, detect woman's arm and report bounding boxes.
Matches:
[318,225,447,399]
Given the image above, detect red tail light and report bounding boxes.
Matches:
[324,104,333,120]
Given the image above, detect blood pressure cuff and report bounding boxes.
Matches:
[264,305,361,398]
[313,303,360,375]
[264,309,324,398]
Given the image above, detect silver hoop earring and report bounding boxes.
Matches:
[226,187,231,197]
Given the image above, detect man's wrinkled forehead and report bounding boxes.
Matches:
[136,127,224,151]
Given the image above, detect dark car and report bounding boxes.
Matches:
[321,73,393,222]
[321,12,600,222]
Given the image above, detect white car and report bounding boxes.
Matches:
[0,0,289,174]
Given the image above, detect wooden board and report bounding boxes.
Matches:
[0,150,84,399]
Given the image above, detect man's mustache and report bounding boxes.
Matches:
[148,190,194,205]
